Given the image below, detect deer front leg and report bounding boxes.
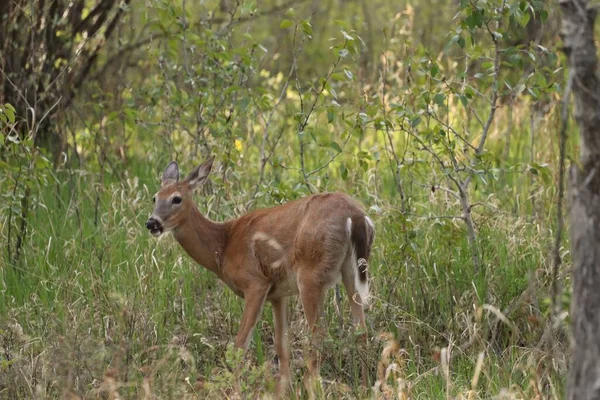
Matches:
[235,285,271,349]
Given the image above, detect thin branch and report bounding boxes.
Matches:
[209,0,309,25]
[475,20,502,156]
[307,132,352,177]
[91,34,162,81]
[295,36,344,191]
[413,181,459,198]
[463,0,504,191]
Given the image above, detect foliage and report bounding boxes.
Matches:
[0,103,53,265]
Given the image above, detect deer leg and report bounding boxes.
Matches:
[342,265,369,386]
[235,285,270,350]
[298,274,326,389]
[272,297,291,396]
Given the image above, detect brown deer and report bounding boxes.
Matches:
[145,157,375,391]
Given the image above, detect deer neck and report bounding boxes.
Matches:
[172,205,228,276]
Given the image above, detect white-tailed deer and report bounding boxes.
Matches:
[145,157,374,391]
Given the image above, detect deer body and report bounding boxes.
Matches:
[146,158,374,391]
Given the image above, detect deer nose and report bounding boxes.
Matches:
[145,217,159,230]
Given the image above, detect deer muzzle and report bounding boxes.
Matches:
[145,217,164,236]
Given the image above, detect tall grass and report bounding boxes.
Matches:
[0,104,569,398]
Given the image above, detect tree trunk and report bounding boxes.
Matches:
[0,0,129,163]
[560,0,600,398]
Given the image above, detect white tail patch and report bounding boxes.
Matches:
[346,217,352,237]
[365,216,374,231]
[352,248,370,305]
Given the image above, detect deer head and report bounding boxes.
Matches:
[145,157,214,236]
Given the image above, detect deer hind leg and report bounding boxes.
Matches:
[341,256,369,385]
[271,297,291,397]
[297,271,327,392]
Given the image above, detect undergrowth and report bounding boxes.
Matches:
[0,149,569,398]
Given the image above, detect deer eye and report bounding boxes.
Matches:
[172,196,182,205]
[152,196,156,203]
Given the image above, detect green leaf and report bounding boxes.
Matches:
[528,87,540,100]
[340,164,348,180]
[520,11,531,27]
[3,105,15,124]
[531,162,551,184]
[327,110,335,124]
[536,73,547,87]
[330,72,346,81]
[279,19,294,29]
[241,0,257,15]
[359,159,368,171]
[433,93,446,106]
[357,150,371,160]
[301,20,313,37]
[329,141,342,153]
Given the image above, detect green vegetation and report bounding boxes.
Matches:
[1,0,569,398]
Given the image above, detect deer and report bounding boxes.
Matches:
[145,156,375,393]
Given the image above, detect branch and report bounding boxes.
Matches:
[66,0,131,108]
[209,0,309,25]
[463,2,504,191]
[476,21,501,155]
[91,34,165,81]
[307,132,352,177]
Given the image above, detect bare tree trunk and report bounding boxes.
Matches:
[560,0,600,398]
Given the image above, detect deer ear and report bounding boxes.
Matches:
[162,161,179,186]
[186,156,214,190]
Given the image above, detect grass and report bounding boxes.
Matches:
[0,135,569,399]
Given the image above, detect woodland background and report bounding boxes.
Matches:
[0,0,572,398]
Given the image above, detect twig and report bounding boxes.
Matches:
[249,26,301,205]
[297,52,343,191]
[307,132,352,177]
[209,0,309,25]
[379,53,408,210]
[475,24,501,156]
